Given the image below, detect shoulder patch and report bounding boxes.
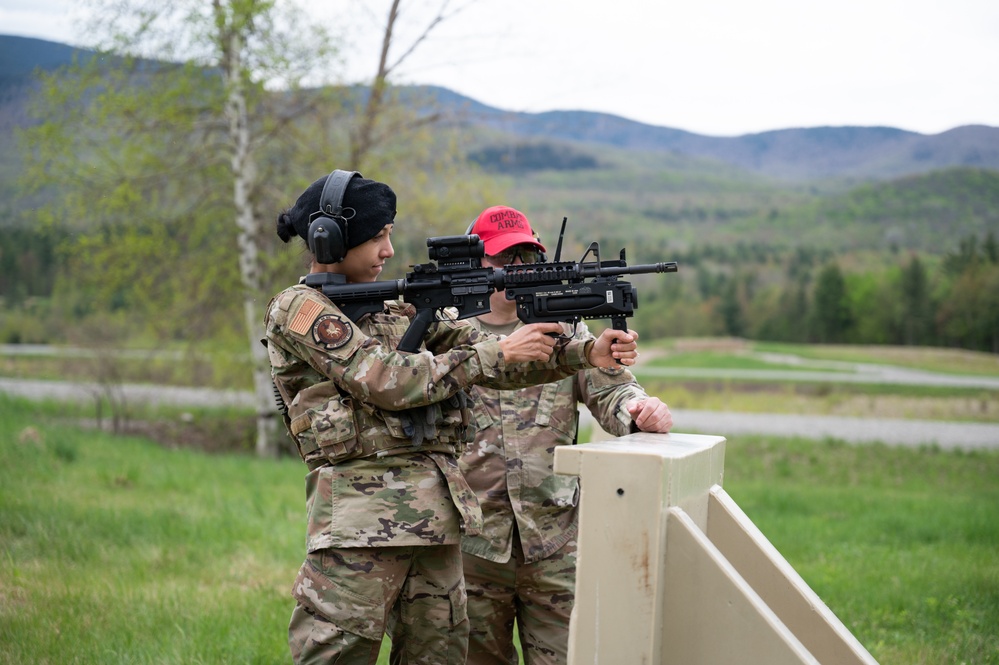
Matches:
[312,314,353,349]
[289,298,324,335]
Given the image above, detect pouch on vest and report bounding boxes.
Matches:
[289,386,359,464]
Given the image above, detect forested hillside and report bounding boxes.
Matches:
[1,34,997,354]
[769,167,999,251]
[497,159,999,353]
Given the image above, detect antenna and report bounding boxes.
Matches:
[554,216,568,262]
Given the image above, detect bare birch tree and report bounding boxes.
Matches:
[23,0,343,457]
[349,0,471,168]
[21,0,490,456]
[214,2,280,457]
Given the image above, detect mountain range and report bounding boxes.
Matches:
[473,112,999,181]
[3,34,998,183]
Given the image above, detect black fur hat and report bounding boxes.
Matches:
[276,173,397,249]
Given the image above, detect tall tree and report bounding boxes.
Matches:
[20,0,488,456]
[899,254,931,346]
[218,0,311,457]
[22,0,342,457]
[718,276,745,337]
[983,231,998,264]
[937,261,999,352]
[344,0,484,173]
[811,262,852,343]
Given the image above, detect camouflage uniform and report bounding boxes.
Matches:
[263,283,598,665]
[460,319,647,665]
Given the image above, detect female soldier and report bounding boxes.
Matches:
[264,170,640,665]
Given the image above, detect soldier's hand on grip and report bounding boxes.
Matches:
[589,328,638,367]
[499,322,563,362]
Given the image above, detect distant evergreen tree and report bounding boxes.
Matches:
[719,278,745,337]
[787,247,816,282]
[811,263,852,343]
[790,284,810,342]
[984,230,998,264]
[900,255,932,346]
[0,226,56,304]
[938,265,999,352]
[943,235,981,275]
[467,142,598,173]
[696,267,717,299]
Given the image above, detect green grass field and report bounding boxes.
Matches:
[0,395,302,664]
[2,337,998,664]
[2,393,997,664]
[725,436,999,664]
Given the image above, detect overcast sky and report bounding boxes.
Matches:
[2,0,998,137]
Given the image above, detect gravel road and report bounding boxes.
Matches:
[583,409,999,451]
[633,366,999,390]
[0,377,253,409]
[3,376,997,451]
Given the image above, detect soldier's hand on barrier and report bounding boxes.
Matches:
[627,396,673,433]
[589,328,638,367]
[499,322,563,362]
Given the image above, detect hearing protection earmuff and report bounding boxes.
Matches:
[308,169,360,264]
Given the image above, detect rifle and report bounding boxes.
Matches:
[303,218,678,353]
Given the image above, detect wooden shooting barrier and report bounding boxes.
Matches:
[553,433,879,665]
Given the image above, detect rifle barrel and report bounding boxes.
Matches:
[499,260,677,287]
[580,261,679,278]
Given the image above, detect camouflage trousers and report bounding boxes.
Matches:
[288,544,469,665]
[462,535,577,665]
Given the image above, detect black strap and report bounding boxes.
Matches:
[319,169,360,216]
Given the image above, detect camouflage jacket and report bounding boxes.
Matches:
[460,319,647,564]
[263,283,597,552]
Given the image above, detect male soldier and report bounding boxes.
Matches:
[460,205,674,665]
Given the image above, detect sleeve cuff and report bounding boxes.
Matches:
[475,339,506,378]
[561,338,595,371]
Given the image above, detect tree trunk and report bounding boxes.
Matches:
[349,0,399,166]
[222,28,281,457]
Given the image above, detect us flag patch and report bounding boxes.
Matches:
[289,299,324,335]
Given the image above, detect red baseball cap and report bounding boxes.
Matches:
[469,205,548,256]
